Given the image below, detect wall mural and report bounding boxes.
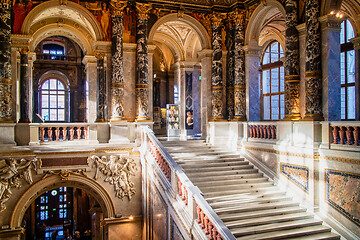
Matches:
[326,169,360,226]
[280,163,309,192]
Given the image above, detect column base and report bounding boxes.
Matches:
[95,118,107,123]
[233,116,247,121]
[18,118,31,123]
[0,117,13,123]
[110,117,127,122]
[302,113,324,121]
[135,117,151,122]
[209,116,227,122]
[282,113,301,121]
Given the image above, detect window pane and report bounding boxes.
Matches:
[58,109,65,121]
[346,20,355,41]
[50,79,57,89]
[347,50,355,83]
[271,95,279,120]
[341,87,346,119]
[263,51,270,64]
[271,42,279,62]
[263,96,270,120]
[42,81,49,90]
[50,109,57,121]
[340,52,345,84]
[43,49,49,54]
[271,68,279,93]
[58,81,65,90]
[280,67,284,92]
[280,94,285,119]
[50,95,57,108]
[279,45,284,58]
[50,50,56,55]
[42,109,49,121]
[347,86,355,119]
[41,95,48,108]
[340,21,345,44]
[262,70,270,94]
[58,96,65,108]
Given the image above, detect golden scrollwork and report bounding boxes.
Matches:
[95,52,105,59]
[135,3,152,19]
[19,48,30,55]
[110,0,127,16]
[229,9,245,24]
[210,12,226,26]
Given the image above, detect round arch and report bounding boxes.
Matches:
[245,0,286,46]
[148,13,211,50]
[37,70,71,90]
[10,174,116,228]
[153,33,184,62]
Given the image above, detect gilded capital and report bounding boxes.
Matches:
[110,0,127,16]
[19,48,30,55]
[230,9,245,25]
[211,12,226,26]
[0,0,11,4]
[95,52,105,60]
[135,3,152,19]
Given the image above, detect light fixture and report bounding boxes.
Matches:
[330,10,344,18]
[129,216,134,220]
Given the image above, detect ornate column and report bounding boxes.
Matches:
[320,14,342,121]
[304,0,323,120]
[110,1,127,121]
[210,12,226,121]
[283,0,301,120]
[135,3,152,121]
[95,53,107,122]
[0,0,12,122]
[225,19,235,120]
[18,48,31,123]
[232,10,246,121]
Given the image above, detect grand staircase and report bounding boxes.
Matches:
[160,140,340,240]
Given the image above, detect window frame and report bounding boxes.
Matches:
[260,41,285,121]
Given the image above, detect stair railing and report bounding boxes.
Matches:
[140,126,236,240]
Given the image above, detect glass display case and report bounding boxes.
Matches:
[166,104,180,137]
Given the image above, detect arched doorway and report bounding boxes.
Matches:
[149,14,211,139]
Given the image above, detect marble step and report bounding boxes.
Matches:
[186,168,259,177]
[199,181,274,192]
[194,176,269,186]
[231,219,324,237]
[218,206,307,222]
[175,157,245,163]
[226,212,314,228]
[286,232,341,240]
[172,154,240,160]
[206,190,285,203]
[209,195,292,208]
[235,225,333,240]
[183,164,253,173]
[214,201,299,214]
[204,186,282,198]
[180,160,248,168]
[188,172,264,182]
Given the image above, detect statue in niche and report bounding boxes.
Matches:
[12,0,33,34]
[90,155,137,200]
[0,158,38,211]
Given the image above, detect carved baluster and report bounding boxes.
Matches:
[212,227,218,240]
[339,126,345,144]
[181,185,186,201]
[62,127,68,141]
[353,127,359,146]
[69,127,74,141]
[184,188,188,205]
[55,127,60,141]
[47,127,52,141]
[252,125,256,138]
[204,216,209,233]
[196,205,202,223]
[271,125,276,139]
[267,125,271,139]
[249,125,253,138]
[178,180,182,196]
[76,127,81,140]
[332,126,339,144]
[84,127,88,140]
[200,211,205,229]
[208,222,214,240]
[346,126,353,145]
[262,125,267,138]
[40,127,45,141]
[216,231,222,240]
[255,126,259,138]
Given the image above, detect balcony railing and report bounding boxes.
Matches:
[40,125,88,142]
[140,126,235,240]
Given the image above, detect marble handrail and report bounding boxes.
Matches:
[141,126,235,240]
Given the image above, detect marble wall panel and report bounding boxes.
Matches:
[150,184,168,240]
[246,54,260,121]
[171,219,184,240]
[281,163,309,192]
[123,50,136,121]
[326,169,360,226]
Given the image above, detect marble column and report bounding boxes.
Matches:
[110,1,127,121]
[320,15,342,121]
[135,3,152,121]
[95,53,107,122]
[225,20,235,120]
[210,13,225,121]
[350,37,360,120]
[232,10,246,121]
[0,1,12,122]
[304,0,323,120]
[283,0,301,120]
[18,48,31,123]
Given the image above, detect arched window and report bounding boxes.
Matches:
[340,19,356,120]
[260,41,285,120]
[40,79,66,121]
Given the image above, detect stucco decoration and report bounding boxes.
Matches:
[90,155,137,200]
[0,158,38,211]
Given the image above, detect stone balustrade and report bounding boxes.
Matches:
[196,204,223,240]
[178,180,188,205]
[330,124,359,146]
[40,126,88,142]
[148,139,171,182]
[248,123,276,140]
